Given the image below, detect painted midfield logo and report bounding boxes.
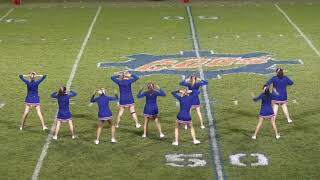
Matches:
[98,51,302,78]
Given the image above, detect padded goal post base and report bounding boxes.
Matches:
[12,0,22,5]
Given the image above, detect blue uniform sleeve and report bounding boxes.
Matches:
[266,76,274,86]
[130,74,139,83]
[286,76,294,85]
[108,94,119,101]
[137,90,146,98]
[198,80,208,86]
[51,92,58,98]
[179,80,189,87]
[171,90,181,100]
[19,75,29,84]
[36,75,47,84]
[111,75,121,84]
[90,95,98,103]
[158,89,166,96]
[253,94,263,102]
[68,91,77,97]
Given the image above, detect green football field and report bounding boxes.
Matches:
[0,1,320,179]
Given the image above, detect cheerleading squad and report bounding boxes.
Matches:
[18,68,293,145]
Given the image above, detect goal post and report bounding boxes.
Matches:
[12,0,22,5]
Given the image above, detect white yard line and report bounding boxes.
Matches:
[31,6,101,180]
[186,6,225,180]
[66,6,101,90]
[0,8,15,21]
[275,4,320,58]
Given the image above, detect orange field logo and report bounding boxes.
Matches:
[98,51,302,79]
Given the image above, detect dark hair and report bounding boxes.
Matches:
[99,88,106,95]
[58,86,67,95]
[119,72,125,79]
[263,85,270,95]
[147,82,155,91]
[189,75,197,86]
[276,68,284,78]
[30,72,36,80]
[180,88,190,97]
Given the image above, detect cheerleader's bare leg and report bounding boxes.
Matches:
[116,106,125,128]
[20,105,30,130]
[35,105,47,130]
[189,122,200,144]
[142,116,148,137]
[195,107,205,129]
[96,120,106,141]
[53,120,61,139]
[272,104,279,119]
[252,117,264,139]
[129,106,140,128]
[172,122,179,145]
[68,120,76,138]
[107,120,116,143]
[281,104,292,123]
[155,116,164,138]
[270,117,280,139]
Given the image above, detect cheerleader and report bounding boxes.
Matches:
[111,71,141,128]
[251,85,280,140]
[19,72,48,131]
[137,82,166,138]
[90,88,118,144]
[179,75,208,129]
[266,68,294,123]
[171,89,201,146]
[51,86,77,140]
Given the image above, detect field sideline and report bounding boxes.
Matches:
[0,1,320,179]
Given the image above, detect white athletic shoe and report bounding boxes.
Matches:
[172,141,179,146]
[43,126,48,131]
[200,125,206,129]
[276,135,281,139]
[52,136,58,140]
[287,119,293,123]
[184,125,188,130]
[111,138,117,143]
[160,133,165,138]
[72,135,78,139]
[115,124,119,128]
[251,135,256,140]
[19,126,23,131]
[193,139,201,144]
[94,140,99,145]
[142,134,147,138]
[135,124,141,128]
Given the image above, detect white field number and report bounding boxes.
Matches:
[165,154,207,168]
[163,16,218,20]
[230,153,269,167]
[198,16,219,20]
[163,16,184,20]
